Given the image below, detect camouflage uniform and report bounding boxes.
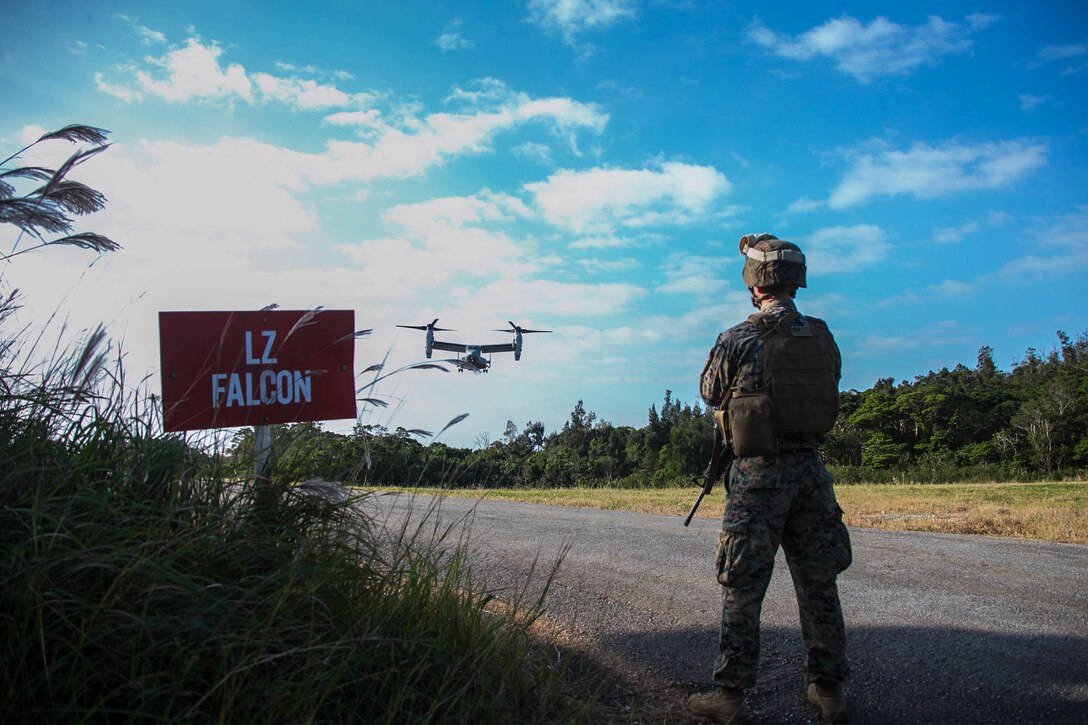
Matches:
[700,297,852,691]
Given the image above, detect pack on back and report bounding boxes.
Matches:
[750,311,841,441]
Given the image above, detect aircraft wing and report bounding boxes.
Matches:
[432,340,469,353]
[480,343,516,354]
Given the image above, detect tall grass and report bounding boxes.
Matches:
[0,305,582,723]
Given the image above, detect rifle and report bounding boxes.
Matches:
[683,421,734,526]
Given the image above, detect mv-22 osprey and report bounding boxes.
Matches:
[396,319,551,373]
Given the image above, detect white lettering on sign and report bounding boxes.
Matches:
[209,328,312,409]
[211,370,313,408]
[244,330,278,365]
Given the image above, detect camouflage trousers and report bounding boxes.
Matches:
[713,451,851,690]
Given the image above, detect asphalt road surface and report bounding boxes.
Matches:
[367,493,1088,724]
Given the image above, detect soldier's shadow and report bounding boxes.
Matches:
[599,623,1088,724]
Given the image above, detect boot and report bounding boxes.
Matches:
[807,681,849,723]
[686,687,749,724]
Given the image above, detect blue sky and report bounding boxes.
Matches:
[2,1,1086,447]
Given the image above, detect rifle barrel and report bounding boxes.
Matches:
[683,489,706,527]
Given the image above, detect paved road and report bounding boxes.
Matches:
[367,493,1088,724]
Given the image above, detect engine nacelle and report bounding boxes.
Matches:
[514,329,523,361]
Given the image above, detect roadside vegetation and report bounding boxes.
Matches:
[385,483,1088,545]
[1,127,586,723]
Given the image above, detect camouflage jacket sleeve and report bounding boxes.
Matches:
[700,332,734,408]
[700,314,776,408]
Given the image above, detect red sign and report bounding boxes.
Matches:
[159,310,357,432]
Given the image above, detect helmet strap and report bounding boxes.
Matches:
[750,289,772,309]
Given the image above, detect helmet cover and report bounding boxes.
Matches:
[739,233,807,288]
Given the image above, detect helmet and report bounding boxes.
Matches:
[739,233,807,288]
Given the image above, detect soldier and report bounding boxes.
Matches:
[687,234,852,724]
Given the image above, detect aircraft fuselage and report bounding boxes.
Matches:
[460,346,489,372]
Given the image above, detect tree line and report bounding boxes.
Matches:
[233,330,1088,486]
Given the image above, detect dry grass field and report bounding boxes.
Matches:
[377,482,1088,545]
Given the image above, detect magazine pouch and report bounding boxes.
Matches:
[727,389,778,458]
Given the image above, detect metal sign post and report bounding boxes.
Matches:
[254,424,272,482]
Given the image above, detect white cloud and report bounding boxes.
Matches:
[306,85,607,184]
[881,206,1088,307]
[1027,43,1087,75]
[95,72,142,103]
[384,192,532,235]
[933,221,979,244]
[446,77,510,104]
[801,224,891,274]
[94,138,317,249]
[436,19,474,51]
[656,253,729,296]
[853,321,981,355]
[513,141,552,164]
[1037,43,1088,61]
[579,257,639,273]
[137,25,166,45]
[829,138,1048,208]
[965,13,1001,30]
[932,210,1010,244]
[322,110,383,128]
[568,235,640,249]
[514,96,609,131]
[1033,204,1088,250]
[103,37,366,110]
[96,56,607,187]
[455,279,644,316]
[526,0,637,41]
[444,79,608,155]
[785,196,824,214]
[274,61,310,73]
[749,14,997,83]
[316,112,528,182]
[252,73,355,109]
[114,14,166,46]
[525,162,731,233]
[135,38,254,103]
[928,279,975,297]
[99,44,606,180]
[337,193,542,301]
[1019,94,1052,111]
[855,335,920,355]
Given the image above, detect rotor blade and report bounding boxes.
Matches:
[397,322,456,332]
[499,320,551,334]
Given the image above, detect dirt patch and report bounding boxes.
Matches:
[527,612,700,723]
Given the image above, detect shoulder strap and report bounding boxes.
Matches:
[746,309,799,340]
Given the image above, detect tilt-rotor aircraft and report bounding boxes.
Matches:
[396,319,551,373]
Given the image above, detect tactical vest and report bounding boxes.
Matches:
[747,310,840,440]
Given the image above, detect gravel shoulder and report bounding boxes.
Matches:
[367,493,1088,724]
